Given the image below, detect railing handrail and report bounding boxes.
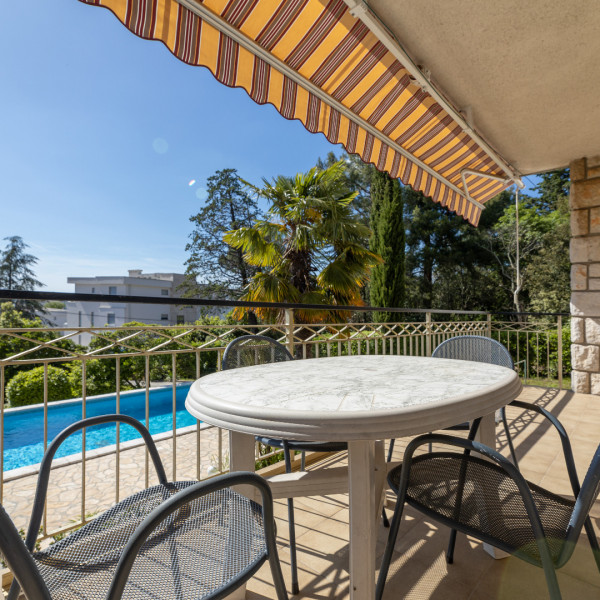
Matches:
[0,289,569,318]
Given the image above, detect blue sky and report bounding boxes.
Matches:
[1,1,539,293]
[1,0,339,292]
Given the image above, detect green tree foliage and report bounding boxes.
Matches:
[0,236,45,318]
[183,169,261,302]
[317,152,374,226]
[0,302,80,383]
[483,170,570,314]
[369,170,405,321]
[44,301,65,309]
[224,161,381,323]
[403,188,513,312]
[523,172,571,313]
[6,365,72,407]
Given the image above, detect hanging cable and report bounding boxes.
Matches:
[514,185,521,312]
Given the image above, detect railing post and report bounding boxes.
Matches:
[285,308,295,357]
[425,312,432,357]
[557,315,563,390]
[486,313,492,338]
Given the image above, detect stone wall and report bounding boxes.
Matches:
[570,156,600,394]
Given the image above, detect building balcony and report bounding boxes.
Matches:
[1,299,596,598]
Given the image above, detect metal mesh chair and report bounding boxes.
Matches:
[386,335,515,459]
[1,414,288,600]
[376,415,600,600]
[222,334,347,594]
[431,334,517,459]
[382,335,516,527]
[432,334,515,368]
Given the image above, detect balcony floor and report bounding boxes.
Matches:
[247,385,600,599]
[2,386,600,598]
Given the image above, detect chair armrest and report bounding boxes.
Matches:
[402,433,522,482]
[506,400,581,498]
[107,472,277,600]
[24,415,167,553]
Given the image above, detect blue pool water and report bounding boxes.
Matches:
[2,384,195,472]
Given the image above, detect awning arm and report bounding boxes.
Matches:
[345,0,524,187]
[460,169,521,211]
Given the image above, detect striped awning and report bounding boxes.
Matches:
[79,0,519,225]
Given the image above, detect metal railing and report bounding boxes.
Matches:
[0,292,569,544]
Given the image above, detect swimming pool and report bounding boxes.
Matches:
[2,383,195,472]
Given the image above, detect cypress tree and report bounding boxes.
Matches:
[369,171,405,321]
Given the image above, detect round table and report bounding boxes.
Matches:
[186,355,522,599]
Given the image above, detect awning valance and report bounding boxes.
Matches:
[80,0,518,225]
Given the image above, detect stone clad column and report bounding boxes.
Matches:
[570,156,600,394]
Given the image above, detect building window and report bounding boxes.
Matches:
[91,287,95,294]
[161,289,169,296]
[91,312,94,326]
[107,313,115,325]
[176,315,184,325]
[109,286,117,295]
[161,313,169,321]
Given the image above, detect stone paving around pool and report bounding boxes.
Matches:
[1,426,227,535]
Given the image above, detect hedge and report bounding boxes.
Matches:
[6,366,73,407]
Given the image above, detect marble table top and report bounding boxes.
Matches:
[186,355,522,442]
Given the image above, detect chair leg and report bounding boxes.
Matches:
[381,505,390,528]
[500,406,519,468]
[386,438,395,462]
[583,517,600,573]
[446,529,457,564]
[540,555,562,600]
[381,439,396,528]
[268,550,291,600]
[445,418,481,565]
[376,493,407,600]
[283,444,300,595]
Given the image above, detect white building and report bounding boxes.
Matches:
[64,270,214,345]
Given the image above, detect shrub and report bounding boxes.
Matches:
[6,366,73,407]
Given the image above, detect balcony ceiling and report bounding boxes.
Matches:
[367,0,600,175]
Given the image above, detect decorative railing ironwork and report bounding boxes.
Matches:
[0,299,567,546]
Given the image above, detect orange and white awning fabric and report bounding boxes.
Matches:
[80,0,518,225]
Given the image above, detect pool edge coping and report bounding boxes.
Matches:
[2,421,215,482]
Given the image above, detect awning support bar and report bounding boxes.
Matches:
[176,0,474,207]
[345,0,523,187]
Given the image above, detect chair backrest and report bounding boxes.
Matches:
[0,504,50,600]
[222,335,293,371]
[432,335,514,369]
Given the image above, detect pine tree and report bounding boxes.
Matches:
[369,172,405,321]
[183,168,260,300]
[0,236,45,318]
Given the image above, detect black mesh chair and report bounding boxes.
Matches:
[376,413,600,600]
[386,335,516,463]
[382,335,517,527]
[222,334,347,594]
[1,414,288,600]
[432,334,518,459]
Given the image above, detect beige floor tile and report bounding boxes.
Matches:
[4,386,600,600]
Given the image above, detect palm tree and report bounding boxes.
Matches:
[224,161,381,323]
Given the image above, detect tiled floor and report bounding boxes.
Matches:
[246,386,600,599]
[2,386,599,598]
